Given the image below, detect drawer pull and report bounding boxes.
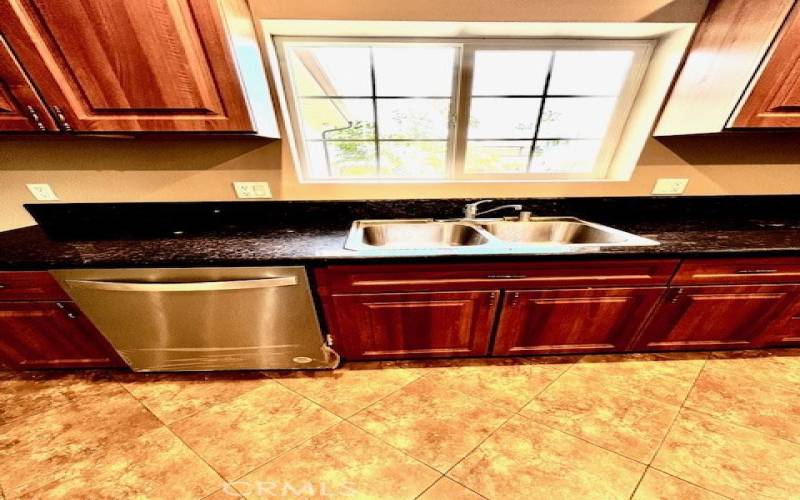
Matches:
[0,283,5,289]
[791,316,800,321]
[486,274,528,279]
[735,269,779,274]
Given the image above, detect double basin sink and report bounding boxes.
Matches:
[345,217,658,252]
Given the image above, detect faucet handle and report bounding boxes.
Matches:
[465,199,494,210]
[464,199,494,218]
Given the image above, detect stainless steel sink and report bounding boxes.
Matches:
[360,221,489,248]
[345,217,658,252]
[478,219,631,245]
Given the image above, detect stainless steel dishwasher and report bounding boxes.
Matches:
[51,267,339,371]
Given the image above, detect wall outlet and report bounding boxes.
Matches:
[233,181,272,199]
[652,178,689,195]
[26,183,59,201]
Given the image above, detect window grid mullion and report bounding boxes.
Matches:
[526,52,556,173]
[451,44,475,179]
[368,47,381,177]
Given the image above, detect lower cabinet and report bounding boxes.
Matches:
[632,285,799,351]
[492,287,664,355]
[316,258,800,361]
[0,301,123,369]
[327,291,499,360]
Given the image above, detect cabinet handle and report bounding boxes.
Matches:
[486,274,528,279]
[488,292,497,308]
[0,283,5,289]
[735,269,778,274]
[26,105,46,131]
[51,106,72,131]
[510,292,520,307]
[670,288,684,303]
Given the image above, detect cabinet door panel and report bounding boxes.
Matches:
[0,302,123,368]
[329,291,498,360]
[0,34,57,131]
[493,287,663,355]
[761,293,800,347]
[634,285,798,351]
[1,0,254,132]
[735,5,800,127]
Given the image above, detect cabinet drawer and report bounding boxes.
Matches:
[0,272,69,301]
[316,259,679,293]
[673,257,800,285]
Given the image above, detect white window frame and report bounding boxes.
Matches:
[261,20,696,184]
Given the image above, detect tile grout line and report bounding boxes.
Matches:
[413,476,488,500]
[630,352,736,500]
[435,357,585,486]
[679,404,800,448]
[117,382,232,497]
[646,467,736,500]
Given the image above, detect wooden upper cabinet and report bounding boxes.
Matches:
[655,0,798,135]
[493,287,664,356]
[0,0,279,134]
[735,5,800,127]
[0,34,58,131]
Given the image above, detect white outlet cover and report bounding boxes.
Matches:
[26,183,59,201]
[652,178,689,195]
[233,181,272,199]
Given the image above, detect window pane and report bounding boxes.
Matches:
[377,98,450,140]
[307,141,377,178]
[299,98,375,140]
[374,47,456,96]
[548,50,635,95]
[538,97,617,139]
[465,140,532,173]
[530,140,602,173]
[381,141,447,178]
[288,46,372,96]
[472,50,551,96]
[468,98,540,139]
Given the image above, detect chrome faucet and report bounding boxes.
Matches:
[463,200,523,219]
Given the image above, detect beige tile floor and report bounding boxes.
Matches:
[2,349,800,499]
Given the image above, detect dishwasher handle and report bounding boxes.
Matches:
[65,276,298,292]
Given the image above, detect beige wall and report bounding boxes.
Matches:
[2,0,800,231]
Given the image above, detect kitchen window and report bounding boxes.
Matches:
[275,37,654,182]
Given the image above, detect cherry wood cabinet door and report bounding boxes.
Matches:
[492,287,664,356]
[632,285,799,351]
[0,0,257,132]
[735,4,800,127]
[327,291,499,360]
[0,34,57,131]
[0,301,123,368]
[760,293,800,347]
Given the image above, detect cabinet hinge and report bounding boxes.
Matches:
[326,333,334,346]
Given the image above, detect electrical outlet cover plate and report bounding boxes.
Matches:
[652,178,689,195]
[26,183,59,201]
[233,181,272,199]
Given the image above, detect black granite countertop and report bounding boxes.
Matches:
[3,196,800,270]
